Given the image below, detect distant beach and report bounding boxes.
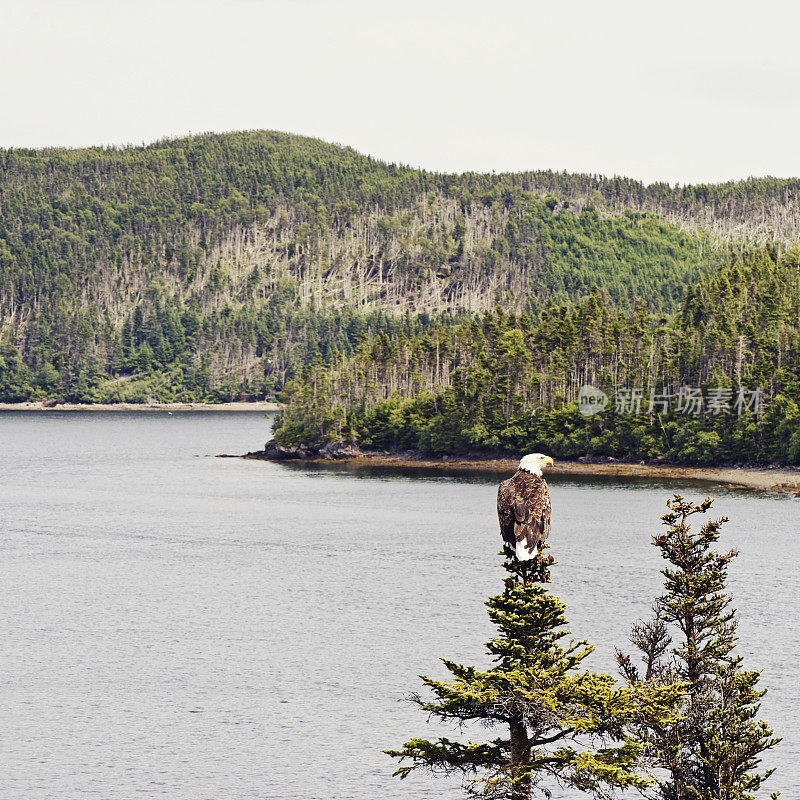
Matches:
[0,401,282,412]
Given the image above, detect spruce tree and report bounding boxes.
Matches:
[617,495,781,800]
[386,554,683,799]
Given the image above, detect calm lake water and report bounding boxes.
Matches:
[1,412,797,800]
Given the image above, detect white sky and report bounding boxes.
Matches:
[1,0,799,184]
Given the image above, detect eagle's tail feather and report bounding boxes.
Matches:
[515,536,539,562]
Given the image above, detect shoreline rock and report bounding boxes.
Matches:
[245,441,368,460]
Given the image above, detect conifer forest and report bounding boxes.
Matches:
[3,130,800,464]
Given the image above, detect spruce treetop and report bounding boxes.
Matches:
[387,552,683,799]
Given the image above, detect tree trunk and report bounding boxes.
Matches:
[509,714,531,800]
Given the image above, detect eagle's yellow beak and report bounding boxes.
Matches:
[545,456,555,467]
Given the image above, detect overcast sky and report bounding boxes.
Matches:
[1,0,799,184]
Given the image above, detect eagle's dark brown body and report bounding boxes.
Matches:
[497,469,551,560]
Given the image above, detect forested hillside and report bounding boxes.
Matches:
[506,172,800,247]
[274,248,800,465]
[2,130,799,403]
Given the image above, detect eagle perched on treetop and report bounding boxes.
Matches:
[497,453,553,561]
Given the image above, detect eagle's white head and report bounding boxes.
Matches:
[518,453,554,477]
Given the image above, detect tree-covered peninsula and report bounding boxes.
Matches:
[3,130,800,406]
[273,248,800,466]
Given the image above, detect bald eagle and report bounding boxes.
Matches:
[497,454,553,561]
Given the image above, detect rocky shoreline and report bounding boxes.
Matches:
[242,443,800,495]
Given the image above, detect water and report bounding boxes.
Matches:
[1,412,796,800]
